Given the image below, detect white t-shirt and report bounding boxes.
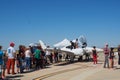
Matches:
[25,50,31,58]
[46,51,50,56]
[7,47,16,59]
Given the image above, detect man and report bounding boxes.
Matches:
[34,46,41,70]
[118,45,120,67]
[103,43,110,68]
[70,41,75,49]
[7,42,16,75]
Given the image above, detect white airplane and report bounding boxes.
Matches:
[39,36,103,61]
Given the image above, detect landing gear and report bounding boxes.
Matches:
[69,55,75,63]
[78,56,83,61]
[85,53,90,61]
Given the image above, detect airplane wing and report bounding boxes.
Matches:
[85,47,103,53]
[54,38,71,48]
[45,47,74,55]
[60,47,84,56]
[45,48,54,52]
[96,48,103,52]
[46,47,84,56]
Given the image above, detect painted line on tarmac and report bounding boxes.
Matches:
[33,65,89,80]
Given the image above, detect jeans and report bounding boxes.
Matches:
[25,57,31,69]
[20,58,25,73]
[104,54,109,68]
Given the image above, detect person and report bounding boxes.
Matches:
[0,46,6,79]
[17,45,25,73]
[65,54,69,61]
[58,52,62,62]
[103,43,110,68]
[2,51,7,79]
[50,52,53,63]
[70,41,75,49]
[92,46,97,64]
[75,38,79,48]
[54,48,58,63]
[118,45,120,67]
[16,46,21,73]
[41,50,46,68]
[34,46,41,70]
[109,47,114,68]
[46,50,51,64]
[25,47,32,71]
[6,42,16,75]
[82,42,87,48]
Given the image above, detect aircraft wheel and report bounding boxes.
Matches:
[78,56,83,61]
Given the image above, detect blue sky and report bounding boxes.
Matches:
[0,0,120,49]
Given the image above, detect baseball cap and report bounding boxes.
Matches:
[10,42,15,47]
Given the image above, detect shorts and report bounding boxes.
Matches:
[0,64,5,74]
[0,61,6,69]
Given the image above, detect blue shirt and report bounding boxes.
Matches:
[0,50,3,65]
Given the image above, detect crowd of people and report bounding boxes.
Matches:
[0,42,63,80]
[0,42,120,79]
[92,44,120,69]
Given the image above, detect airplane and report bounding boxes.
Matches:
[39,36,103,61]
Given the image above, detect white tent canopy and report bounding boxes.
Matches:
[54,38,71,48]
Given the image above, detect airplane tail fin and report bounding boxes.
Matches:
[39,40,47,50]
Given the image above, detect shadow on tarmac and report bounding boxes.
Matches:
[5,75,24,80]
[54,58,93,66]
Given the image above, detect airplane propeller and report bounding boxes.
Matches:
[78,35,87,48]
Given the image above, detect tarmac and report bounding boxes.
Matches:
[4,52,120,80]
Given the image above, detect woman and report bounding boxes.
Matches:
[17,45,25,73]
[92,46,97,64]
[25,47,32,71]
[109,47,114,68]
